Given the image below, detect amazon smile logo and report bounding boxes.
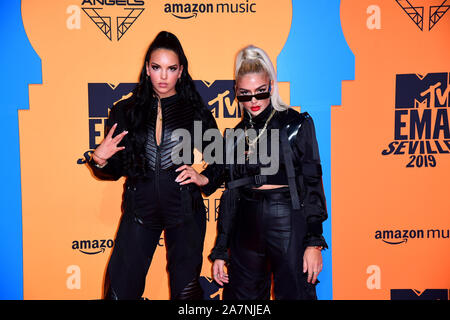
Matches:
[72,239,114,255]
[375,228,449,245]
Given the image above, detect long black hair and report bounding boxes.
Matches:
[122,31,214,175]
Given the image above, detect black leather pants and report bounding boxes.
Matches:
[104,175,205,300]
[223,187,318,300]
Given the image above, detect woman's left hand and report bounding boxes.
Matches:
[175,164,209,186]
[303,246,323,284]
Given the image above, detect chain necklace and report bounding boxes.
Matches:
[245,109,276,159]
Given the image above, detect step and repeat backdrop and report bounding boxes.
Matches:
[1,0,449,300]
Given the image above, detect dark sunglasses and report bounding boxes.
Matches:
[236,84,271,102]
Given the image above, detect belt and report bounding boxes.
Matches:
[241,187,291,201]
[227,175,267,189]
[227,173,289,190]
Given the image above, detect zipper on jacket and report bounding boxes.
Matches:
[154,98,162,201]
[155,145,161,199]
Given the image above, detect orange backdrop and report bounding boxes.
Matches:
[18,0,450,300]
[20,0,292,299]
[334,0,450,299]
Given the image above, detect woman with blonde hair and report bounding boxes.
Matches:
[202,45,328,300]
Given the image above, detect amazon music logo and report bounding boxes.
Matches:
[374,228,449,245]
[72,239,114,255]
[163,0,256,20]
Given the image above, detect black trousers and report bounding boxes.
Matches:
[223,187,318,300]
[104,172,206,300]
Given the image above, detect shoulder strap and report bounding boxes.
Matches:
[280,125,301,210]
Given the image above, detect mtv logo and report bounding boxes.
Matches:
[395,73,449,109]
[88,83,136,117]
[391,289,449,300]
[87,83,136,149]
[86,81,238,149]
[194,80,240,119]
[199,276,222,300]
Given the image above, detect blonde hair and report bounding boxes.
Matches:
[235,45,289,111]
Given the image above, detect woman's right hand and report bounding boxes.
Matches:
[212,259,229,286]
[92,123,128,166]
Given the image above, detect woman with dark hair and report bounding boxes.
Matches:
[88,31,218,300]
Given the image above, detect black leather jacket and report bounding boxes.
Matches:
[88,93,218,222]
[202,105,328,261]
[88,93,217,178]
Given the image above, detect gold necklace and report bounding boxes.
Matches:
[245,109,276,159]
